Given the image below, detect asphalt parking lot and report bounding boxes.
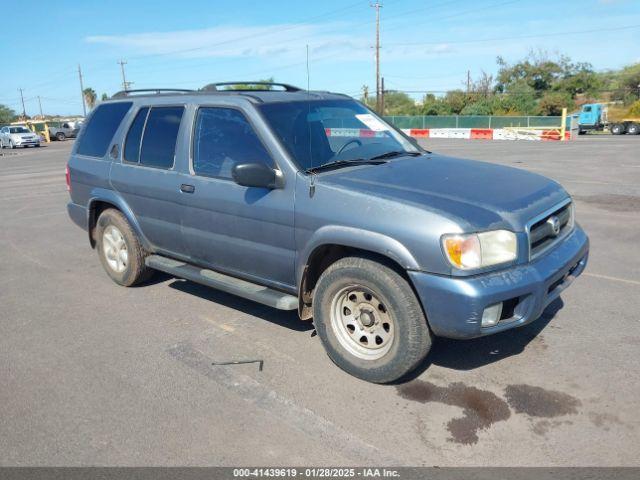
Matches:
[1,136,639,466]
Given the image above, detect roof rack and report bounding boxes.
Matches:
[202,82,302,92]
[112,88,195,98]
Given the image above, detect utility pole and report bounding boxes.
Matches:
[37,96,44,119]
[380,77,385,116]
[466,70,471,93]
[78,65,87,117]
[18,88,27,120]
[118,60,131,92]
[371,1,382,112]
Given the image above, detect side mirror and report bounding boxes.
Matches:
[232,162,282,189]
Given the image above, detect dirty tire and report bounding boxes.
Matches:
[96,208,153,286]
[313,256,432,383]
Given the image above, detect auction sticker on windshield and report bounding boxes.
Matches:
[355,113,389,132]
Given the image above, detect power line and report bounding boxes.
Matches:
[379,88,638,95]
[385,23,640,47]
[118,1,367,63]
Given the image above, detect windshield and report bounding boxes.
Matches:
[10,127,31,134]
[259,99,419,171]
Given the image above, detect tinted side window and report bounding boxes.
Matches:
[124,107,149,163]
[139,107,184,169]
[193,107,273,179]
[76,102,132,157]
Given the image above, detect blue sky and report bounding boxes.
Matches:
[1,0,639,116]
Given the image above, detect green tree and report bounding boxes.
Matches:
[83,88,97,110]
[101,93,109,101]
[496,51,572,97]
[537,91,574,116]
[441,90,468,114]
[420,94,452,115]
[0,104,16,124]
[202,77,276,91]
[628,100,640,117]
[591,63,639,103]
[460,100,493,115]
[380,91,418,115]
[555,63,602,97]
[363,90,418,115]
[493,82,537,115]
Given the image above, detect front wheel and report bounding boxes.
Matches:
[313,256,432,383]
[56,132,66,141]
[95,209,153,286]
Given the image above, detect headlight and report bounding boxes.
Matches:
[442,230,517,270]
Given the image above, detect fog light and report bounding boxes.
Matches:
[481,302,503,327]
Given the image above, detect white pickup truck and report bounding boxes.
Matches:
[48,121,81,141]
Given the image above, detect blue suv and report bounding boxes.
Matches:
[66,83,589,383]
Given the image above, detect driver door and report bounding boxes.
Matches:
[179,106,296,291]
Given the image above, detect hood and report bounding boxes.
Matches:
[12,132,38,139]
[318,153,568,231]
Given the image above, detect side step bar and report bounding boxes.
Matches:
[145,254,298,310]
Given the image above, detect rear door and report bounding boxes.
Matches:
[110,105,188,256]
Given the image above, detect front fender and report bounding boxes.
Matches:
[296,225,420,286]
[87,188,151,250]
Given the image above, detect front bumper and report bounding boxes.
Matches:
[409,225,589,339]
[14,138,40,146]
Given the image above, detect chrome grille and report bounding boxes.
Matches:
[528,201,573,259]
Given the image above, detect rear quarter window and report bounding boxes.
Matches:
[124,107,149,163]
[139,106,184,169]
[76,102,132,157]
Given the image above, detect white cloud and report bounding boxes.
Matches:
[85,23,370,61]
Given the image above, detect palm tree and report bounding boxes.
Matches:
[83,88,97,110]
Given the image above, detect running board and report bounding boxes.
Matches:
[145,254,298,310]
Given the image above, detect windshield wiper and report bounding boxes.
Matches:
[306,158,388,174]
[369,150,422,160]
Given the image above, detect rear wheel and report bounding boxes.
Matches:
[313,256,432,383]
[626,123,639,135]
[9,140,15,149]
[610,124,625,135]
[95,209,153,286]
[56,132,66,141]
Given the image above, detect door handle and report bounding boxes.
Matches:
[180,184,195,194]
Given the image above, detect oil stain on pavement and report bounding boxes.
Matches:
[504,384,581,417]
[397,381,581,445]
[396,381,511,445]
